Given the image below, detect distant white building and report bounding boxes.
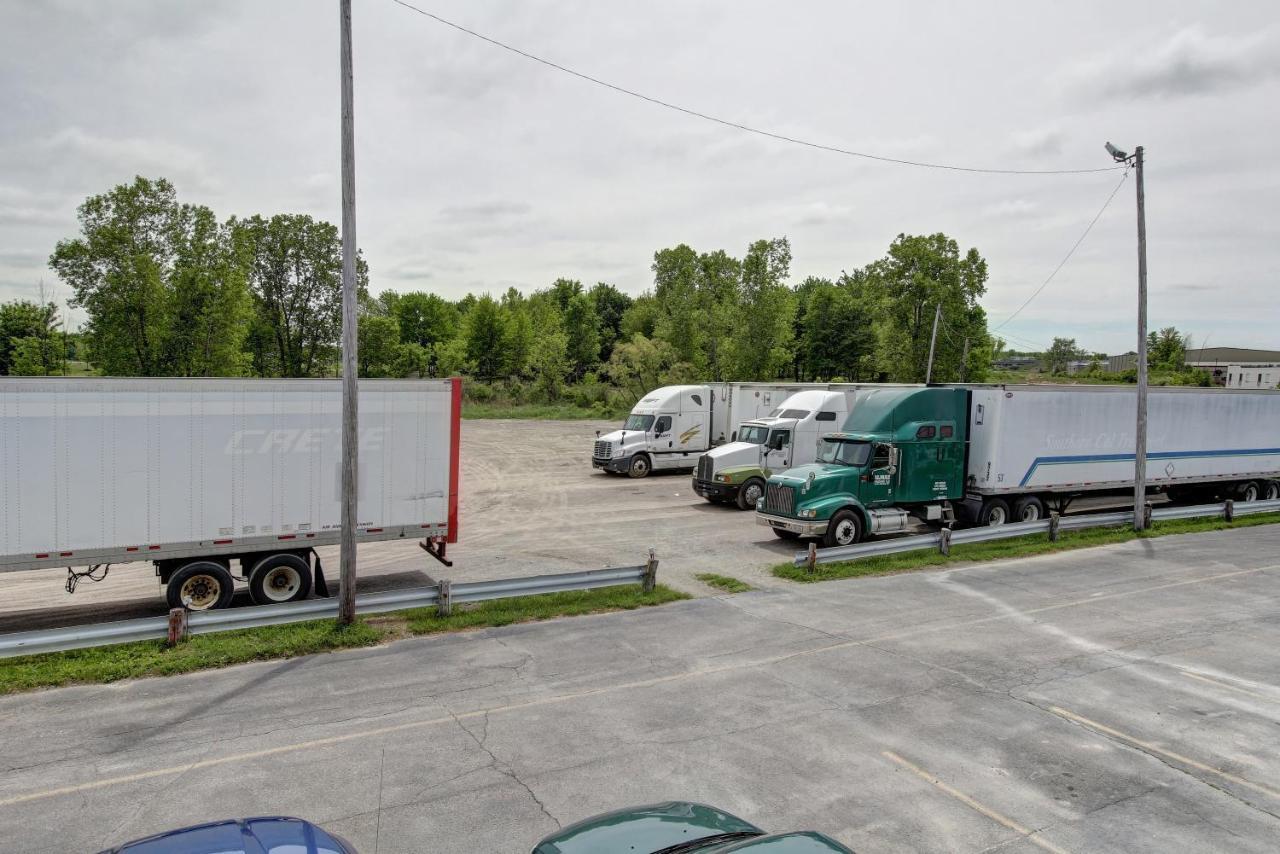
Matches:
[1106,347,1280,387]
[1225,364,1279,389]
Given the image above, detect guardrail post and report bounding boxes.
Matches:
[166,607,188,648]
[938,527,952,557]
[643,549,658,593]
[437,579,452,616]
[1223,499,1234,523]
[806,542,817,573]
[1143,501,1153,530]
[1048,511,1061,542]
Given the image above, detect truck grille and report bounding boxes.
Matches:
[697,455,713,482]
[764,483,795,515]
[593,440,612,460]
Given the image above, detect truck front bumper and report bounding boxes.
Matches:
[592,455,628,473]
[756,512,829,537]
[692,478,740,501]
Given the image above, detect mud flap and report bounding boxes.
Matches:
[312,551,331,598]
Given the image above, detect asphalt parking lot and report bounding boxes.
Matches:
[2,524,1277,853]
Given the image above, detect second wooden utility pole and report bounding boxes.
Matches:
[1133,145,1148,532]
[925,303,942,384]
[338,0,359,623]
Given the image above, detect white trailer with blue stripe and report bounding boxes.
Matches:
[960,384,1280,524]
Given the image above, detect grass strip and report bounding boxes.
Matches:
[773,512,1280,583]
[0,584,688,695]
[695,573,754,593]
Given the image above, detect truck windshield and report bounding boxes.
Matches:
[738,425,769,444]
[624,414,655,431]
[818,439,871,467]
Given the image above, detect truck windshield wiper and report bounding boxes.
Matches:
[654,831,764,853]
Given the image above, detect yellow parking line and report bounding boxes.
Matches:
[1049,706,1280,800]
[1180,670,1277,701]
[881,751,1070,854]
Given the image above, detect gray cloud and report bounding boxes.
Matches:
[1067,26,1280,99]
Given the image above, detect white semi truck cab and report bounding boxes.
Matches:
[692,389,857,509]
[592,385,716,478]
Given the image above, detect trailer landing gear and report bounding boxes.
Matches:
[420,537,453,568]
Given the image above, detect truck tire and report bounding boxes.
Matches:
[771,527,800,540]
[978,498,1010,527]
[1012,496,1045,522]
[627,454,651,478]
[823,509,863,548]
[1265,481,1280,501]
[1239,481,1260,502]
[737,478,766,511]
[167,561,236,611]
[248,553,313,605]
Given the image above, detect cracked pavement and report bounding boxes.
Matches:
[2,525,1279,852]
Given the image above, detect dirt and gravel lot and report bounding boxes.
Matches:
[0,419,800,633]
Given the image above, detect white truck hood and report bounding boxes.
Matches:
[704,440,765,471]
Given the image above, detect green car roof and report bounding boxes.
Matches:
[531,803,854,854]
[531,802,761,854]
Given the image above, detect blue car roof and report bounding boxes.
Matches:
[97,816,353,854]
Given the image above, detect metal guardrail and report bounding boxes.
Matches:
[0,564,651,659]
[793,498,1280,568]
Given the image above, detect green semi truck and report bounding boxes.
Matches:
[757,385,1280,547]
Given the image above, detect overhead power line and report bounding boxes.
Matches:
[991,167,1130,332]
[388,0,1125,177]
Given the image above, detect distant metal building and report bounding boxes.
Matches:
[1106,347,1280,386]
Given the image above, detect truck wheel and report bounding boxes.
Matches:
[1265,481,1280,501]
[737,478,766,511]
[166,561,236,611]
[979,498,1010,527]
[248,553,313,605]
[1239,481,1260,502]
[1012,496,1044,522]
[823,509,863,548]
[771,527,800,540]
[627,454,651,478]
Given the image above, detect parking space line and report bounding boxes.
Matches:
[1049,706,1280,800]
[1179,670,1278,702]
[881,751,1070,854]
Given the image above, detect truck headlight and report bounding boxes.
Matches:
[756,497,764,510]
[715,474,730,483]
[798,508,819,519]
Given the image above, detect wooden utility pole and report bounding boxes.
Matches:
[925,303,942,384]
[338,0,359,623]
[1133,145,1148,531]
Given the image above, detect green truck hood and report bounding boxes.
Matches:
[531,802,762,854]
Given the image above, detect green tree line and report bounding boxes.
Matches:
[5,176,997,403]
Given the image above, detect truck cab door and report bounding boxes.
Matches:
[652,414,674,449]
[762,428,792,472]
[860,442,896,507]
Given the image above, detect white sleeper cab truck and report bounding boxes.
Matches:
[0,377,462,611]
[592,383,826,477]
[692,388,861,509]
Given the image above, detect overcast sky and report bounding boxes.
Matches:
[3,0,1278,355]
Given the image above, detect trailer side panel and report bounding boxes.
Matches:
[967,385,1280,495]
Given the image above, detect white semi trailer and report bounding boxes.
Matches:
[0,377,461,611]
[591,383,843,478]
